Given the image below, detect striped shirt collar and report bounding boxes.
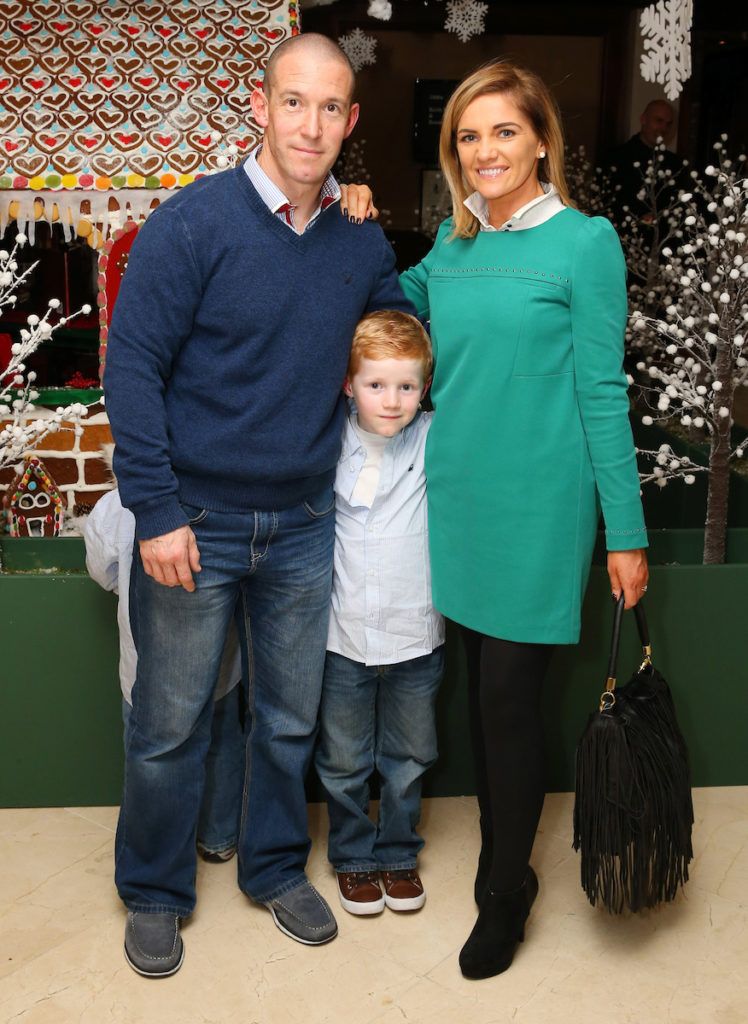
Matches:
[244,145,340,232]
[464,181,564,232]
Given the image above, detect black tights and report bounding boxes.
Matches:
[460,627,555,893]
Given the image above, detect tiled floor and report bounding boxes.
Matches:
[1,789,746,1024]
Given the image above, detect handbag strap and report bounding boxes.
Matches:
[599,594,652,711]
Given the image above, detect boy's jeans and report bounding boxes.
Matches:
[115,490,335,915]
[122,687,244,855]
[315,647,444,873]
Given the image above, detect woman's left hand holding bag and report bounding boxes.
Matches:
[607,549,649,608]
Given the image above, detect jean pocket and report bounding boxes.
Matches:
[180,503,209,526]
[303,486,335,519]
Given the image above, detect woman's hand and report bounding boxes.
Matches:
[339,183,379,223]
[607,548,649,608]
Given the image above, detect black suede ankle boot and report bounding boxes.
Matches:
[459,866,539,980]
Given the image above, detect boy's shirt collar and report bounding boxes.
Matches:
[341,401,418,460]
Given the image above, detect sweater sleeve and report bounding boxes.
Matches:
[363,229,419,316]
[103,204,202,540]
[398,219,452,319]
[570,217,648,551]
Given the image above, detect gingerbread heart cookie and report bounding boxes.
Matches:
[168,149,201,174]
[132,108,164,131]
[91,152,127,176]
[93,107,126,130]
[52,150,85,175]
[13,153,47,177]
[128,152,162,177]
[147,129,181,152]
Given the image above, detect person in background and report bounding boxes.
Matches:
[316,311,445,918]
[83,485,245,864]
[603,99,684,231]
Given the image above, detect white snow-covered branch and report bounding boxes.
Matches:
[629,139,748,561]
[0,234,91,473]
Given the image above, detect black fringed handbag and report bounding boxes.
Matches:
[573,595,694,913]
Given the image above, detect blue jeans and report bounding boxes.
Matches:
[122,687,244,855]
[315,647,444,873]
[115,489,335,915]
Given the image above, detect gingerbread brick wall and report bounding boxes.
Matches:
[0,403,114,516]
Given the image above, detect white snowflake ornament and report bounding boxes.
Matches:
[640,0,693,101]
[339,28,377,73]
[444,0,488,44]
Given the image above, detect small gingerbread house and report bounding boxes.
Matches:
[4,457,64,538]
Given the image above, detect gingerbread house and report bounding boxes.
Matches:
[4,456,64,537]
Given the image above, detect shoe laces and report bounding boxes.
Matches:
[387,869,417,881]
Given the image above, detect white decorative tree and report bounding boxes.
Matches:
[0,234,90,474]
[631,141,748,563]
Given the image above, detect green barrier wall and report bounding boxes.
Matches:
[1,534,746,807]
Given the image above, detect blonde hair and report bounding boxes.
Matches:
[438,59,572,240]
[348,311,433,379]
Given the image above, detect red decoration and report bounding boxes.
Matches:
[97,221,140,382]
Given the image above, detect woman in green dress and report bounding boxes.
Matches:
[342,58,649,977]
[397,60,649,980]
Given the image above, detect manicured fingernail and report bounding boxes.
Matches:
[349,216,356,223]
[342,207,348,216]
[356,217,362,224]
[366,212,373,219]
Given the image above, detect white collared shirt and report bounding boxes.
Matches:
[244,145,340,233]
[464,181,565,232]
[327,409,445,666]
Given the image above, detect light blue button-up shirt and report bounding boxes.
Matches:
[327,409,445,666]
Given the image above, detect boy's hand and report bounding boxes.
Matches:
[340,183,378,223]
[139,525,201,592]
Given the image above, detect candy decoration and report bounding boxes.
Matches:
[4,457,65,538]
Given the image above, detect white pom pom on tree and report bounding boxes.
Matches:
[632,140,748,564]
[0,234,90,475]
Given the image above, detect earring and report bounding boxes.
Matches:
[539,151,546,158]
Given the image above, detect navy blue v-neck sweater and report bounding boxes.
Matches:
[104,166,412,540]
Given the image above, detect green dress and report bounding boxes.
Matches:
[399,208,647,644]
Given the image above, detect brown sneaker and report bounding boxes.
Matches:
[381,869,426,911]
[337,871,385,916]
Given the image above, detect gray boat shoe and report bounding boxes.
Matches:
[263,880,338,946]
[124,911,184,978]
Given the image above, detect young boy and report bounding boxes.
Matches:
[83,486,245,862]
[316,310,445,916]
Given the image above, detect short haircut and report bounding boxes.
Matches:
[348,311,433,380]
[263,32,355,101]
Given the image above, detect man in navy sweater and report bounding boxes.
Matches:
[104,33,413,976]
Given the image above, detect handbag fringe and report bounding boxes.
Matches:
[573,664,693,913]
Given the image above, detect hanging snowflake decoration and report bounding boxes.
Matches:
[640,0,693,101]
[339,28,377,73]
[444,0,488,44]
[368,0,392,19]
